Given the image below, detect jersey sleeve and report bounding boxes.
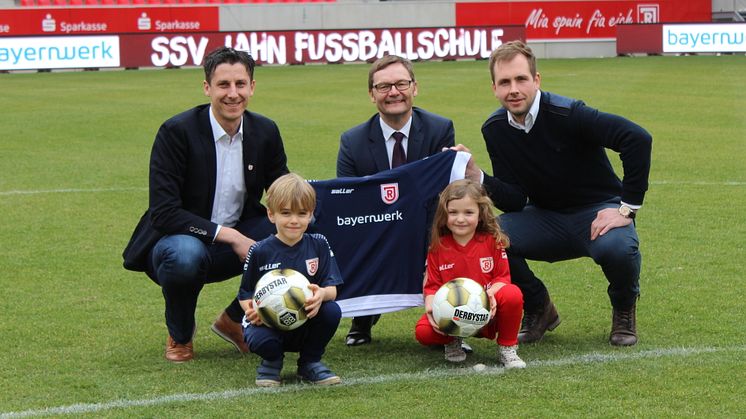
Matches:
[424,249,444,296]
[491,247,512,286]
[408,150,470,201]
[312,234,344,288]
[238,243,261,301]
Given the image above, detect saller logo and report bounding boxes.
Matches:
[380,183,399,204]
[453,308,489,324]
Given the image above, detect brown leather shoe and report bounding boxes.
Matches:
[211,311,249,353]
[165,335,193,363]
[609,303,638,346]
[518,296,561,344]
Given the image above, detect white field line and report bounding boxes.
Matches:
[1,345,744,418]
[649,180,746,186]
[0,187,147,196]
[0,180,744,197]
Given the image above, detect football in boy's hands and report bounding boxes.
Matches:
[254,269,313,331]
[431,277,491,337]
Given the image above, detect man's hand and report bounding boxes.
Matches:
[215,226,256,260]
[446,144,483,182]
[590,207,633,240]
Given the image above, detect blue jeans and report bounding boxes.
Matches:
[499,200,641,311]
[146,216,275,344]
[244,301,341,365]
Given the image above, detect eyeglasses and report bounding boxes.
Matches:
[373,80,413,93]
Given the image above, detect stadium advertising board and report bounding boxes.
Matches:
[119,26,525,67]
[663,24,746,53]
[0,7,218,36]
[617,23,746,54]
[0,26,523,70]
[456,0,710,40]
[0,35,120,70]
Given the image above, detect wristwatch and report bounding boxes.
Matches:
[618,204,636,219]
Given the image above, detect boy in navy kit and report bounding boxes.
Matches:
[239,173,343,387]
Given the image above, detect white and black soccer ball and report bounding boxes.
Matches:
[431,277,490,337]
[253,269,313,331]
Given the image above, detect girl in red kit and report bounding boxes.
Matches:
[415,179,526,368]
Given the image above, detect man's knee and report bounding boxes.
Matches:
[591,229,640,267]
[152,235,209,286]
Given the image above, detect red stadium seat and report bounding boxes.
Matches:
[117,0,131,4]
[147,0,162,4]
[69,0,83,4]
[101,0,116,4]
[84,0,98,5]
[178,0,192,4]
[20,0,35,6]
[53,0,68,5]
[37,0,52,5]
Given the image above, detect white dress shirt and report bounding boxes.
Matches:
[208,106,246,238]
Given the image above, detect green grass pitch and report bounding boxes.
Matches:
[1,55,745,417]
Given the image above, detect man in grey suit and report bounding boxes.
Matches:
[337,55,455,346]
[123,47,289,362]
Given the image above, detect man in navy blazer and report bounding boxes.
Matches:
[123,47,289,362]
[337,55,455,346]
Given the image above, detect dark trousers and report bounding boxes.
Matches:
[244,301,342,365]
[146,216,276,344]
[499,200,641,312]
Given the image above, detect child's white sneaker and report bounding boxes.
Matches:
[498,345,526,369]
[444,337,467,362]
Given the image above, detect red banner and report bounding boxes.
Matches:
[119,26,525,67]
[456,0,710,40]
[0,26,524,70]
[0,7,218,36]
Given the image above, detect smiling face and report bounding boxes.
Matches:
[369,62,418,128]
[268,207,312,246]
[446,196,480,245]
[203,62,255,135]
[491,54,541,125]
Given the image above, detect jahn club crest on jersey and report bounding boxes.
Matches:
[480,257,494,273]
[380,183,399,204]
[306,258,319,276]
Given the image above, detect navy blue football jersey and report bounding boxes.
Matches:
[238,233,343,301]
[310,150,469,316]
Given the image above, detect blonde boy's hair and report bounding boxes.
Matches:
[266,173,316,213]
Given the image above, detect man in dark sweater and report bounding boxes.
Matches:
[461,40,652,346]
